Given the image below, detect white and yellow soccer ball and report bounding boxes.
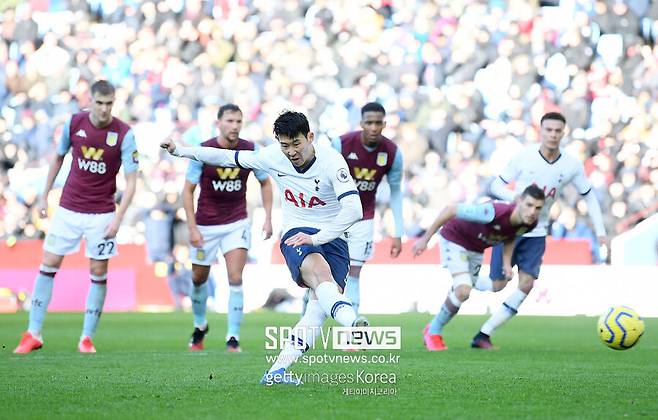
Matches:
[597,306,645,350]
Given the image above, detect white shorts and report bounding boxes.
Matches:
[190,219,251,265]
[44,206,118,260]
[438,235,483,288]
[343,219,375,267]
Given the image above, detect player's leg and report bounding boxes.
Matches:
[425,238,481,351]
[187,225,221,350]
[262,289,325,385]
[188,264,211,350]
[78,257,109,353]
[344,265,363,315]
[474,237,545,348]
[219,221,250,351]
[15,207,82,353]
[300,253,359,327]
[14,251,64,353]
[78,213,118,353]
[223,247,247,352]
[343,220,374,316]
[475,242,508,292]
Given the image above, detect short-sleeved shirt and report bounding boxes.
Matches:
[57,112,138,214]
[498,144,591,237]
[440,202,538,253]
[185,138,268,226]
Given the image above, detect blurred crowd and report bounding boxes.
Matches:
[1,0,658,263]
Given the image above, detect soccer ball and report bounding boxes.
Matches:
[597,306,645,350]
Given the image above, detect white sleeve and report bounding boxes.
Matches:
[174,145,269,172]
[311,193,362,246]
[571,162,593,195]
[498,157,519,185]
[490,176,516,202]
[583,191,606,237]
[311,155,362,245]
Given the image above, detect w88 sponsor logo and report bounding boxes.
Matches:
[355,180,376,191]
[78,158,107,174]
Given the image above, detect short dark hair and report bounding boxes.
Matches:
[540,112,566,126]
[91,80,115,96]
[218,103,241,119]
[521,184,546,201]
[361,102,386,116]
[273,110,310,139]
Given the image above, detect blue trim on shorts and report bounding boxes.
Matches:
[280,227,350,289]
[489,236,546,281]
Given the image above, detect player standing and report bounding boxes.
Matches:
[471,112,607,349]
[333,102,403,315]
[14,80,138,354]
[412,186,545,351]
[183,104,273,352]
[161,110,365,385]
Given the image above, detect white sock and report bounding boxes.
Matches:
[480,289,528,335]
[191,282,208,328]
[344,275,360,315]
[28,269,57,337]
[474,276,493,292]
[269,300,326,373]
[315,282,356,327]
[81,277,107,339]
[227,284,243,340]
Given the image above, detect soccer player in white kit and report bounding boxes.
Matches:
[471,112,607,349]
[161,111,366,385]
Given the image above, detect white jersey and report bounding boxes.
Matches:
[186,142,359,236]
[498,144,592,237]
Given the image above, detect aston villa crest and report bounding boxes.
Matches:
[376,152,388,166]
[106,132,118,146]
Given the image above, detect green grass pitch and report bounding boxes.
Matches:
[1,312,656,419]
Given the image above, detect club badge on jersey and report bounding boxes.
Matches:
[376,152,388,167]
[106,132,118,146]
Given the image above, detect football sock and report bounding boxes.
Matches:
[227,284,243,340]
[28,267,57,337]
[315,281,356,327]
[269,299,325,373]
[429,291,461,335]
[191,282,208,329]
[474,276,493,292]
[300,289,310,317]
[81,275,107,339]
[480,289,528,335]
[344,275,360,315]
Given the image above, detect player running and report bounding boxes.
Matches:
[471,112,607,349]
[332,102,403,315]
[183,104,273,352]
[412,185,545,351]
[14,80,139,354]
[161,110,366,385]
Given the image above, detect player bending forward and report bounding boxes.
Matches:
[162,111,366,385]
[412,185,545,351]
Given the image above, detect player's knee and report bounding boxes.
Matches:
[454,284,472,302]
[492,280,507,292]
[227,275,243,285]
[89,264,107,278]
[518,274,535,294]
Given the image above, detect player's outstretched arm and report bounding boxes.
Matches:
[388,149,404,258]
[259,177,274,240]
[160,138,265,170]
[412,204,458,256]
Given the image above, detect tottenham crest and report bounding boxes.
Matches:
[106,132,118,146]
[376,152,388,166]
